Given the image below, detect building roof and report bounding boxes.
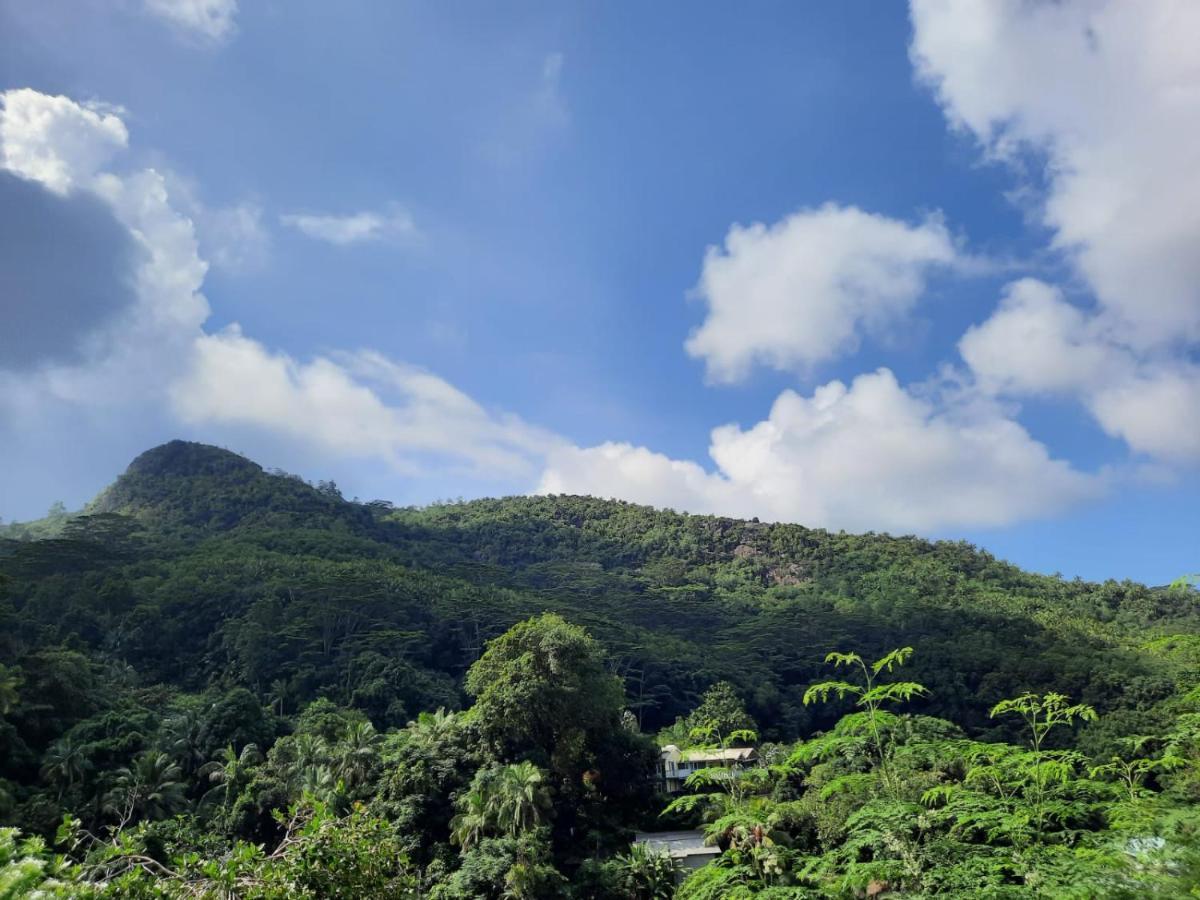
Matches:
[659,744,757,762]
[634,830,720,859]
[681,747,756,763]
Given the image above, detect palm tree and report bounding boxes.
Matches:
[40,737,91,800]
[449,788,489,849]
[104,751,187,825]
[198,743,262,810]
[161,709,206,776]
[331,721,381,790]
[451,762,552,849]
[267,679,290,716]
[287,733,327,793]
[407,708,459,744]
[490,761,551,837]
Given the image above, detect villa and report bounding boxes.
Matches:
[656,744,757,793]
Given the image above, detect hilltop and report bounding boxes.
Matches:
[2,441,1192,743]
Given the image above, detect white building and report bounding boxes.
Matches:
[656,744,757,793]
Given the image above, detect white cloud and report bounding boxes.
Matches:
[1090,368,1200,464]
[0,87,1124,536]
[913,2,1200,467]
[142,0,238,42]
[280,208,419,246]
[540,368,1100,533]
[959,279,1123,396]
[171,327,557,478]
[910,0,1200,347]
[0,89,127,194]
[0,88,547,494]
[0,89,209,415]
[959,279,1200,463]
[685,204,959,382]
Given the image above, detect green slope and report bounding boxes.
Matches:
[2,440,1194,760]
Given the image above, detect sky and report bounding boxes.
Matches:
[0,0,1197,585]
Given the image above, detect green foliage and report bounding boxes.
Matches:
[803,647,928,799]
[465,613,625,772]
[102,751,187,825]
[2,443,1199,896]
[610,842,676,900]
[450,762,552,848]
[661,681,757,748]
[0,826,91,898]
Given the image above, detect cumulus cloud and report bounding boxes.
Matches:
[960,279,1123,397]
[164,173,269,272]
[0,89,127,194]
[0,87,547,496]
[280,208,419,246]
[142,0,238,42]
[0,171,141,367]
[910,0,1200,347]
[1089,369,1200,464]
[961,279,1200,464]
[0,86,1119,535]
[171,327,557,478]
[0,89,209,417]
[541,368,1100,533]
[685,204,959,382]
[913,1,1200,467]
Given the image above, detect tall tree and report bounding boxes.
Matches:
[464,613,625,776]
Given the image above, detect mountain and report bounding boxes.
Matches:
[2,441,1192,749]
[4,441,1199,894]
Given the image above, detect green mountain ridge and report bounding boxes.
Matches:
[4,441,1200,896]
[3,440,1192,743]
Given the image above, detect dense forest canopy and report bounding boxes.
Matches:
[2,440,1198,897]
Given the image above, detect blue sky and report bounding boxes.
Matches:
[0,0,1197,585]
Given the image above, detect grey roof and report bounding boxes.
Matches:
[634,830,720,859]
[681,747,756,763]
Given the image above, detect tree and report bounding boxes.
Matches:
[374,709,480,863]
[682,682,757,746]
[161,707,207,776]
[491,762,552,837]
[450,788,491,851]
[199,743,262,810]
[450,762,552,848]
[103,750,187,825]
[803,647,929,798]
[989,691,1098,840]
[330,720,381,791]
[40,737,91,800]
[465,614,625,776]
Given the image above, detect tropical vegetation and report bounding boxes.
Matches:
[1,441,1198,896]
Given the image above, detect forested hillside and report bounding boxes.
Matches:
[2,441,1198,897]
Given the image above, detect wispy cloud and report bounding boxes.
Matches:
[142,0,238,43]
[279,208,419,246]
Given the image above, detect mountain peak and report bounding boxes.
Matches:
[122,441,261,481]
[87,441,351,531]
